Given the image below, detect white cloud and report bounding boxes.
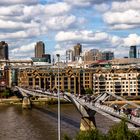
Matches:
[55,30,122,58]
[64,0,130,7]
[0,2,81,38]
[55,31,140,49]
[0,0,38,5]
[0,0,139,60]
[0,1,88,59]
[0,28,42,39]
[11,42,35,53]
[111,0,140,12]
[46,15,77,30]
[0,19,38,30]
[0,5,23,16]
[55,30,109,43]
[10,42,35,59]
[44,2,71,16]
[123,34,140,47]
[55,30,140,58]
[94,3,109,12]
[104,10,140,25]
[103,0,140,29]
[64,0,92,7]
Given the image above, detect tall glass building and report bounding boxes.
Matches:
[129,46,137,58]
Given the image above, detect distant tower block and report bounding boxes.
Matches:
[74,43,82,61]
[66,49,74,63]
[138,49,140,58]
[129,46,137,58]
[0,41,8,60]
[35,41,45,58]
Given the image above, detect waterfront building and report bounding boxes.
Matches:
[129,46,137,58]
[93,68,140,96]
[0,59,33,88]
[17,66,93,94]
[35,41,45,58]
[17,66,140,97]
[0,41,8,60]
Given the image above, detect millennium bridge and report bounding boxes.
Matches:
[16,86,140,131]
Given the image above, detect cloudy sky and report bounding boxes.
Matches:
[1,0,140,60]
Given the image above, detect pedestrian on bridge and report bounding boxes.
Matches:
[113,104,119,112]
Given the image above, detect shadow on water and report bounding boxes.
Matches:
[33,106,80,128]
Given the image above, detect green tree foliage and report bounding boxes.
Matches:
[107,119,138,140]
[1,89,10,98]
[85,88,93,95]
[63,134,72,140]
[64,119,140,140]
[75,129,105,140]
[136,130,140,140]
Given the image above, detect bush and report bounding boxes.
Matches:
[1,89,10,98]
[85,88,93,95]
[64,119,140,140]
[63,134,72,140]
[75,129,105,140]
[107,119,138,140]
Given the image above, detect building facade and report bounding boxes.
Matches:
[16,66,140,97]
[17,66,93,94]
[74,43,82,61]
[2,59,140,97]
[35,41,45,58]
[93,68,140,96]
[66,49,74,63]
[129,46,137,58]
[102,51,114,60]
[0,41,8,60]
[42,54,51,63]
[84,49,102,61]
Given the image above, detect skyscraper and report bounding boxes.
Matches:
[35,41,45,58]
[74,43,82,61]
[84,49,102,61]
[102,51,114,60]
[129,46,137,58]
[0,41,8,60]
[42,54,51,63]
[66,49,74,62]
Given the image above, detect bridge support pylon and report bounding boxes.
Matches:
[80,116,96,131]
[22,97,31,109]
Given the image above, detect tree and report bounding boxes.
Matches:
[75,129,105,140]
[1,89,10,98]
[63,134,72,140]
[85,88,93,95]
[107,119,138,140]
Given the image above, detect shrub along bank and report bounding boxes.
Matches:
[64,119,140,140]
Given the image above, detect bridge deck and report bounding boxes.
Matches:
[16,86,140,129]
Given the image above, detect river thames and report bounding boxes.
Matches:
[0,104,115,140]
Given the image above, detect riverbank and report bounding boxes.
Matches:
[0,96,69,105]
[0,96,22,105]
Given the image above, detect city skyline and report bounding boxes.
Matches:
[0,0,140,60]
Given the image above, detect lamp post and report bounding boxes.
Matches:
[56,54,61,140]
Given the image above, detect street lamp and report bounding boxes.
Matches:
[56,54,61,140]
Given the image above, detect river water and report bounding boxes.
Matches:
[0,104,115,140]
